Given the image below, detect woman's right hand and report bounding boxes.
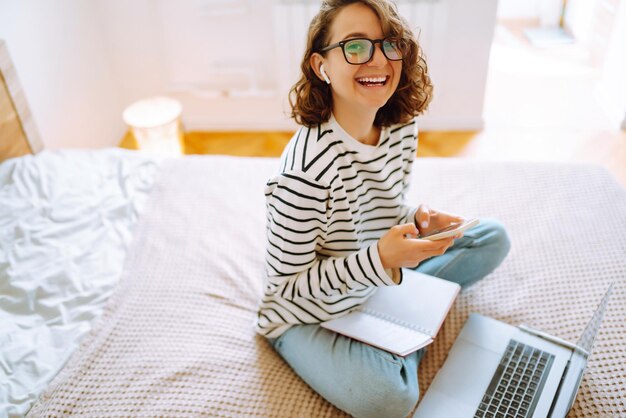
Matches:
[378,223,457,270]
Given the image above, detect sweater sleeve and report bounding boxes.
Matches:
[264,171,399,302]
[397,120,419,226]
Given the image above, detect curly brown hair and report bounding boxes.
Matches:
[289,0,433,128]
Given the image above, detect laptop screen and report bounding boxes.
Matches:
[576,283,614,354]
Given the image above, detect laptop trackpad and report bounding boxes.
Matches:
[429,339,502,408]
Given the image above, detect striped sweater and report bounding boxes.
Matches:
[256,114,419,338]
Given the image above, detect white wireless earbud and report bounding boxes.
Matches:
[320,64,331,84]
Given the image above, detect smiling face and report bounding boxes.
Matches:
[311,2,402,117]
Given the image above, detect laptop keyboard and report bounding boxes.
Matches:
[474,339,554,418]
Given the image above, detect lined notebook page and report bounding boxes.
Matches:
[361,270,460,337]
[321,270,460,356]
[321,312,432,356]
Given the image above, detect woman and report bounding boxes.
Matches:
[256,1,511,416]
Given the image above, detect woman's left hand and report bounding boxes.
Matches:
[415,204,465,238]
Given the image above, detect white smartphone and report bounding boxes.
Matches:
[419,218,480,241]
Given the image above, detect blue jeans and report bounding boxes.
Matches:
[267,218,511,418]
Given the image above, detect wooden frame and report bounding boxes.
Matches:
[0,39,43,162]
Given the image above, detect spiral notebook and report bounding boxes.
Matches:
[321,270,460,356]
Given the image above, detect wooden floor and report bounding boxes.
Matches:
[120,20,625,187]
[119,129,476,158]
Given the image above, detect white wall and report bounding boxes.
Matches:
[426,0,497,130]
[563,0,596,41]
[596,1,626,129]
[99,0,499,132]
[0,0,501,150]
[497,0,542,19]
[497,0,563,27]
[0,0,124,150]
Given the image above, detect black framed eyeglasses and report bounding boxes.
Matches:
[319,37,405,65]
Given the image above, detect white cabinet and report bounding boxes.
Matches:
[100,0,498,131]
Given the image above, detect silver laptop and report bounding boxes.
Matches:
[414,284,614,418]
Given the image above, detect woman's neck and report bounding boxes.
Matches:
[332,104,380,146]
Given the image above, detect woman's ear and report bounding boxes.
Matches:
[310,53,329,84]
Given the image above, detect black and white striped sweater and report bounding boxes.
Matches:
[256,114,419,338]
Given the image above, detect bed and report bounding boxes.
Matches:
[0,148,624,417]
[2,47,626,418]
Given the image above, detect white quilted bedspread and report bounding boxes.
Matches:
[22,155,626,417]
